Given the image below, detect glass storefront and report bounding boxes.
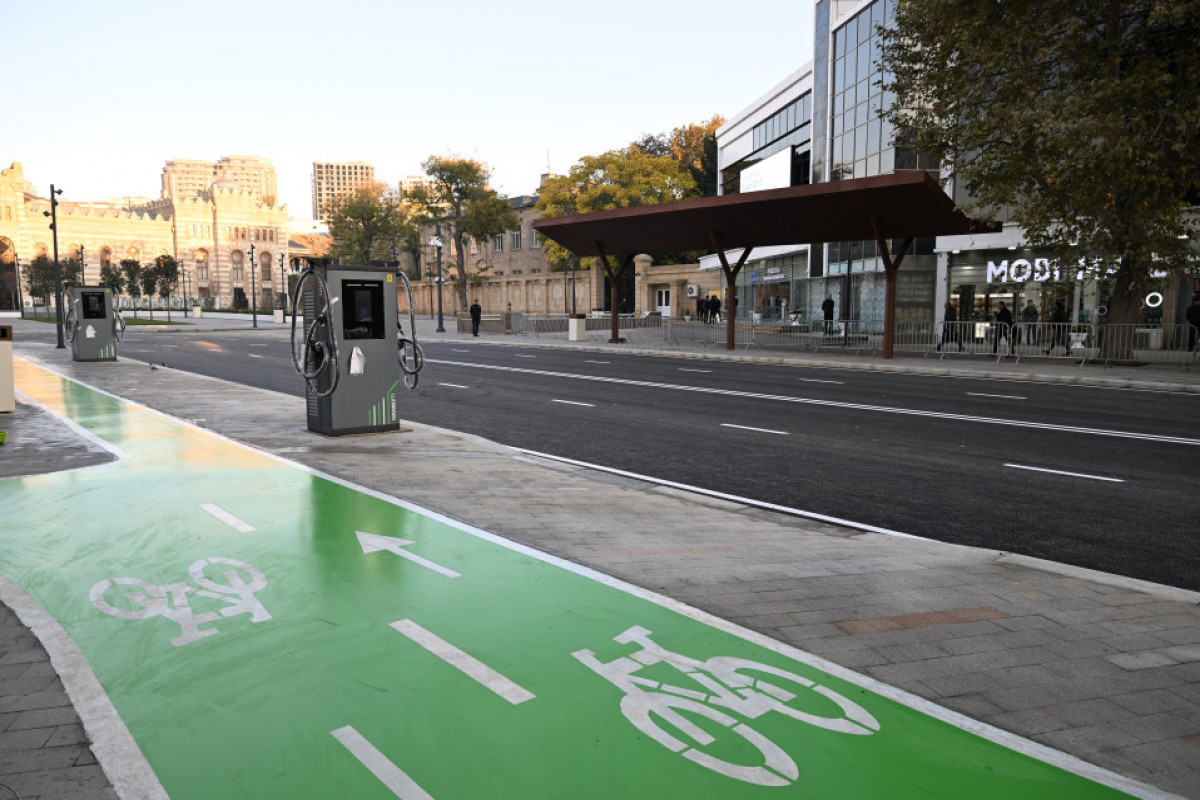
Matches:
[946,249,1107,325]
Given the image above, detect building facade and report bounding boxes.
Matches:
[714,0,1196,327]
[0,159,289,313]
[311,161,375,221]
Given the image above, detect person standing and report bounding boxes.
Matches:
[1187,295,1200,351]
[710,294,722,323]
[1020,300,1039,346]
[938,301,963,351]
[822,294,836,334]
[469,298,482,336]
[993,300,1013,354]
[1046,300,1069,354]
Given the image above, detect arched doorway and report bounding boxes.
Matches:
[0,237,16,311]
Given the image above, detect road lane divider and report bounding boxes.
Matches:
[199,503,256,532]
[331,726,434,800]
[967,392,1026,400]
[390,619,535,705]
[553,399,595,407]
[1003,464,1125,483]
[721,423,789,436]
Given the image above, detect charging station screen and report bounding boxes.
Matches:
[342,280,385,339]
[82,292,107,319]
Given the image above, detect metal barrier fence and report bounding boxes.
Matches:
[517,313,1200,367]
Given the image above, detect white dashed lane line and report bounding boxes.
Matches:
[721,423,789,436]
[967,392,1027,400]
[552,399,594,407]
[1004,464,1124,483]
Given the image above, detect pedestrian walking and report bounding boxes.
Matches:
[710,294,722,323]
[937,301,963,351]
[1045,300,1069,354]
[822,294,836,334]
[1020,300,1039,345]
[1187,295,1200,351]
[992,300,1013,354]
[469,299,482,336]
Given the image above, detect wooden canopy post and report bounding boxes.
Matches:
[596,244,633,344]
[707,229,752,350]
[871,216,913,360]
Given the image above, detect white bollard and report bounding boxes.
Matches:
[0,325,13,413]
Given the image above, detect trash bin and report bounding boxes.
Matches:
[568,314,587,342]
[0,325,14,413]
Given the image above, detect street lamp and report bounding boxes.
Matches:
[279,257,287,323]
[79,244,85,285]
[431,225,445,333]
[248,242,258,328]
[42,184,65,349]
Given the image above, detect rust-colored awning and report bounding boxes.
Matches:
[532,170,976,357]
[532,171,973,255]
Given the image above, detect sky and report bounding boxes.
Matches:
[8,0,813,220]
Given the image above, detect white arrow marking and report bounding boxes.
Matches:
[331,726,434,799]
[391,619,534,705]
[355,532,460,578]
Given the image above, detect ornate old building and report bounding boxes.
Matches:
[0,158,289,313]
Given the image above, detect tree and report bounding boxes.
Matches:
[121,259,142,319]
[139,263,160,321]
[537,148,696,342]
[326,183,415,266]
[99,261,125,296]
[59,258,83,287]
[880,0,1200,356]
[407,156,518,311]
[669,114,725,197]
[25,255,55,307]
[155,255,180,322]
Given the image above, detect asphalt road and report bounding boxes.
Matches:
[35,326,1200,591]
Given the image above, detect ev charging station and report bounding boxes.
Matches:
[291,261,423,437]
[66,285,125,362]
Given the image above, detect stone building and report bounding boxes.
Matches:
[0,159,289,313]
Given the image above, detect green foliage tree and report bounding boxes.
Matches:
[407,156,519,311]
[99,261,125,296]
[25,255,55,307]
[155,254,180,322]
[880,0,1200,355]
[59,258,83,287]
[326,183,415,267]
[140,263,160,321]
[121,259,142,318]
[537,148,696,340]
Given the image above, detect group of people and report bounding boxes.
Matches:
[939,298,1071,354]
[695,294,723,323]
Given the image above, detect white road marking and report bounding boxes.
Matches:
[584,360,609,364]
[331,726,434,800]
[249,343,267,347]
[356,532,461,578]
[967,392,1026,400]
[800,378,843,384]
[247,354,264,358]
[438,383,469,389]
[451,348,470,353]
[199,503,256,532]
[721,423,788,435]
[1004,464,1124,483]
[513,354,537,358]
[552,399,594,407]
[390,619,535,705]
[428,359,1199,446]
[679,367,711,373]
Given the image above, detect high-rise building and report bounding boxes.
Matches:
[162,156,277,202]
[398,175,432,202]
[311,162,375,220]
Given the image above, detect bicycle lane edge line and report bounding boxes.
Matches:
[10,357,1168,799]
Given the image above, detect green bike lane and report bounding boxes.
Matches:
[1,359,1148,798]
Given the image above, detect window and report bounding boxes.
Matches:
[511,229,522,250]
[231,250,244,282]
[531,229,541,248]
[260,251,272,283]
[196,249,209,281]
[493,235,504,252]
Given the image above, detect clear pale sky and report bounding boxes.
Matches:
[9,0,813,219]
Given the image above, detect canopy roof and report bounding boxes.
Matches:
[532,170,975,255]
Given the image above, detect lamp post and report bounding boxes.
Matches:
[181,266,190,318]
[248,242,258,328]
[14,259,25,319]
[431,225,445,332]
[79,244,85,285]
[42,184,65,348]
[279,257,287,323]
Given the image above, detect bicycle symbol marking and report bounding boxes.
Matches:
[573,625,880,787]
[89,557,271,647]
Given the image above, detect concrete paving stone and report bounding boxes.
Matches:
[939,694,1004,719]
[983,683,1100,713]
[0,670,61,697]
[937,634,1015,657]
[2,765,114,797]
[0,646,48,668]
[991,614,1061,633]
[1163,644,1200,663]
[982,707,1073,737]
[1145,618,1200,636]
[876,641,954,664]
[927,645,1058,676]
[0,690,71,716]
[864,662,954,688]
[1103,631,1178,652]
[36,790,120,800]
[773,623,846,642]
[1039,697,1140,729]
[1106,651,1181,671]
[0,727,53,754]
[7,707,84,732]
[1114,710,1200,744]
[982,664,1062,691]
[0,743,90,775]
[0,664,30,684]
[1162,661,1200,684]
[1033,721,1146,755]
[0,712,16,733]
[916,671,1003,699]
[44,724,88,748]
[1042,638,1122,662]
[817,646,889,670]
[1104,741,1200,798]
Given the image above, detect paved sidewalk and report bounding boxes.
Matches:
[2,331,1200,797]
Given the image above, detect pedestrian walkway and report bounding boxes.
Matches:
[1,332,1199,797]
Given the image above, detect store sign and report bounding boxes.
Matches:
[987,257,1115,283]
[740,148,792,193]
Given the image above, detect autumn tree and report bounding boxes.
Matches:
[406,156,518,311]
[631,115,725,198]
[537,147,696,342]
[326,183,416,267]
[880,0,1200,355]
